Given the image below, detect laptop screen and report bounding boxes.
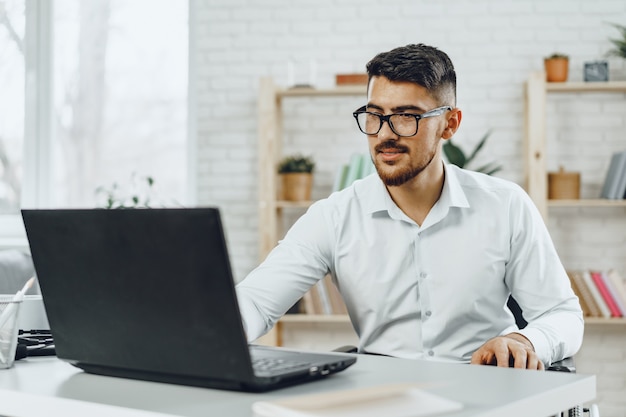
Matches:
[22,208,254,382]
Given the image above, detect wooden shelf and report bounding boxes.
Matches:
[278,85,366,98]
[584,317,626,325]
[546,80,626,93]
[278,314,626,326]
[548,199,626,208]
[276,200,314,209]
[279,314,351,324]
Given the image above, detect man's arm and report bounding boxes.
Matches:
[493,188,584,367]
[236,201,334,341]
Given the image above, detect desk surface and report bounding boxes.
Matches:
[0,354,595,417]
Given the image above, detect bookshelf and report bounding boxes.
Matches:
[524,71,626,324]
[256,78,364,345]
[524,72,626,217]
[257,77,366,260]
[257,74,626,347]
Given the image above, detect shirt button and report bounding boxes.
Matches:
[428,350,434,356]
[425,310,432,317]
[420,272,427,278]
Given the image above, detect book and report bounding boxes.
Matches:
[301,287,322,314]
[567,270,594,317]
[580,270,612,318]
[314,279,333,315]
[332,164,349,192]
[570,270,602,317]
[361,154,375,177]
[322,275,348,315]
[300,289,314,314]
[600,151,626,199]
[343,153,364,189]
[604,269,626,316]
[332,153,375,193]
[590,270,622,317]
[616,157,626,199]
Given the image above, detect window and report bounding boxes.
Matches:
[0,0,190,245]
[0,0,25,214]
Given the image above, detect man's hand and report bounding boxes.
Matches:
[470,333,545,370]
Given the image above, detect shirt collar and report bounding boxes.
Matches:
[362,162,470,218]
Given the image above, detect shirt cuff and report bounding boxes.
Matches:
[516,327,551,365]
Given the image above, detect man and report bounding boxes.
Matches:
[236,43,583,370]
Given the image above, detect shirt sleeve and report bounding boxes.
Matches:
[235,201,334,341]
[504,188,584,365]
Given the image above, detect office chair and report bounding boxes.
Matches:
[333,296,599,417]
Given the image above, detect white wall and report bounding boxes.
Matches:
[191,1,626,415]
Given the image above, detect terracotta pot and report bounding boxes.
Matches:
[544,58,569,82]
[281,173,313,201]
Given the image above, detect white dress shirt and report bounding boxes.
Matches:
[236,163,583,365]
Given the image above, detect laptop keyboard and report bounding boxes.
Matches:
[252,357,311,374]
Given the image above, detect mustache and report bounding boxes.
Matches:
[374,140,409,153]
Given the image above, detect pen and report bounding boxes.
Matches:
[0,277,36,363]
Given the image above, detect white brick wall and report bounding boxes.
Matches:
[191,1,626,414]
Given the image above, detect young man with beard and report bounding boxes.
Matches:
[236,44,583,370]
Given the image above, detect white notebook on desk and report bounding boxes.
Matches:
[252,383,463,417]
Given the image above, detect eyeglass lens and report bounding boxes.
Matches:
[356,113,418,136]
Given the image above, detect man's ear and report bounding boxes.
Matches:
[442,108,462,140]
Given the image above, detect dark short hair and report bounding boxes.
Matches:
[366,43,457,106]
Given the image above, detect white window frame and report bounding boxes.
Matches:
[0,0,196,250]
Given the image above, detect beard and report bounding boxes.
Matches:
[373,140,437,187]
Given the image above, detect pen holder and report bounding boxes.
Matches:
[0,296,22,369]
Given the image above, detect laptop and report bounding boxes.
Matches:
[21,208,356,392]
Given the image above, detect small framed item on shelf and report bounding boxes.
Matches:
[584,61,609,82]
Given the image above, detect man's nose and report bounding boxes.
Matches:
[377,119,398,141]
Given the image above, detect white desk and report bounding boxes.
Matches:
[0,355,595,417]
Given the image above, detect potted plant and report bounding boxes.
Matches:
[607,22,626,59]
[443,130,502,175]
[278,154,315,201]
[95,173,156,208]
[544,53,569,82]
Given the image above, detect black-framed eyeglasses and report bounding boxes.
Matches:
[352,105,452,137]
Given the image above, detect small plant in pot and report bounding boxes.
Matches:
[544,53,569,82]
[606,22,626,59]
[278,154,315,201]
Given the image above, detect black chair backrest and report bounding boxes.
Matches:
[507,296,528,329]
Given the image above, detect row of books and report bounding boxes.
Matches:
[300,275,348,315]
[600,150,626,199]
[567,269,626,318]
[332,153,375,192]
[295,269,626,317]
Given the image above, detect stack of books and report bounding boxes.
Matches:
[600,150,626,199]
[293,154,374,316]
[567,269,626,318]
[332,153,375,192]
[300,275,347,315]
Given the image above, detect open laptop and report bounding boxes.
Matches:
[21,208,356,392]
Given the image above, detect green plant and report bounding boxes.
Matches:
[95,173,155,209]
[607,22,626,58]
[278,154,315,173]
[443,130,502,175]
